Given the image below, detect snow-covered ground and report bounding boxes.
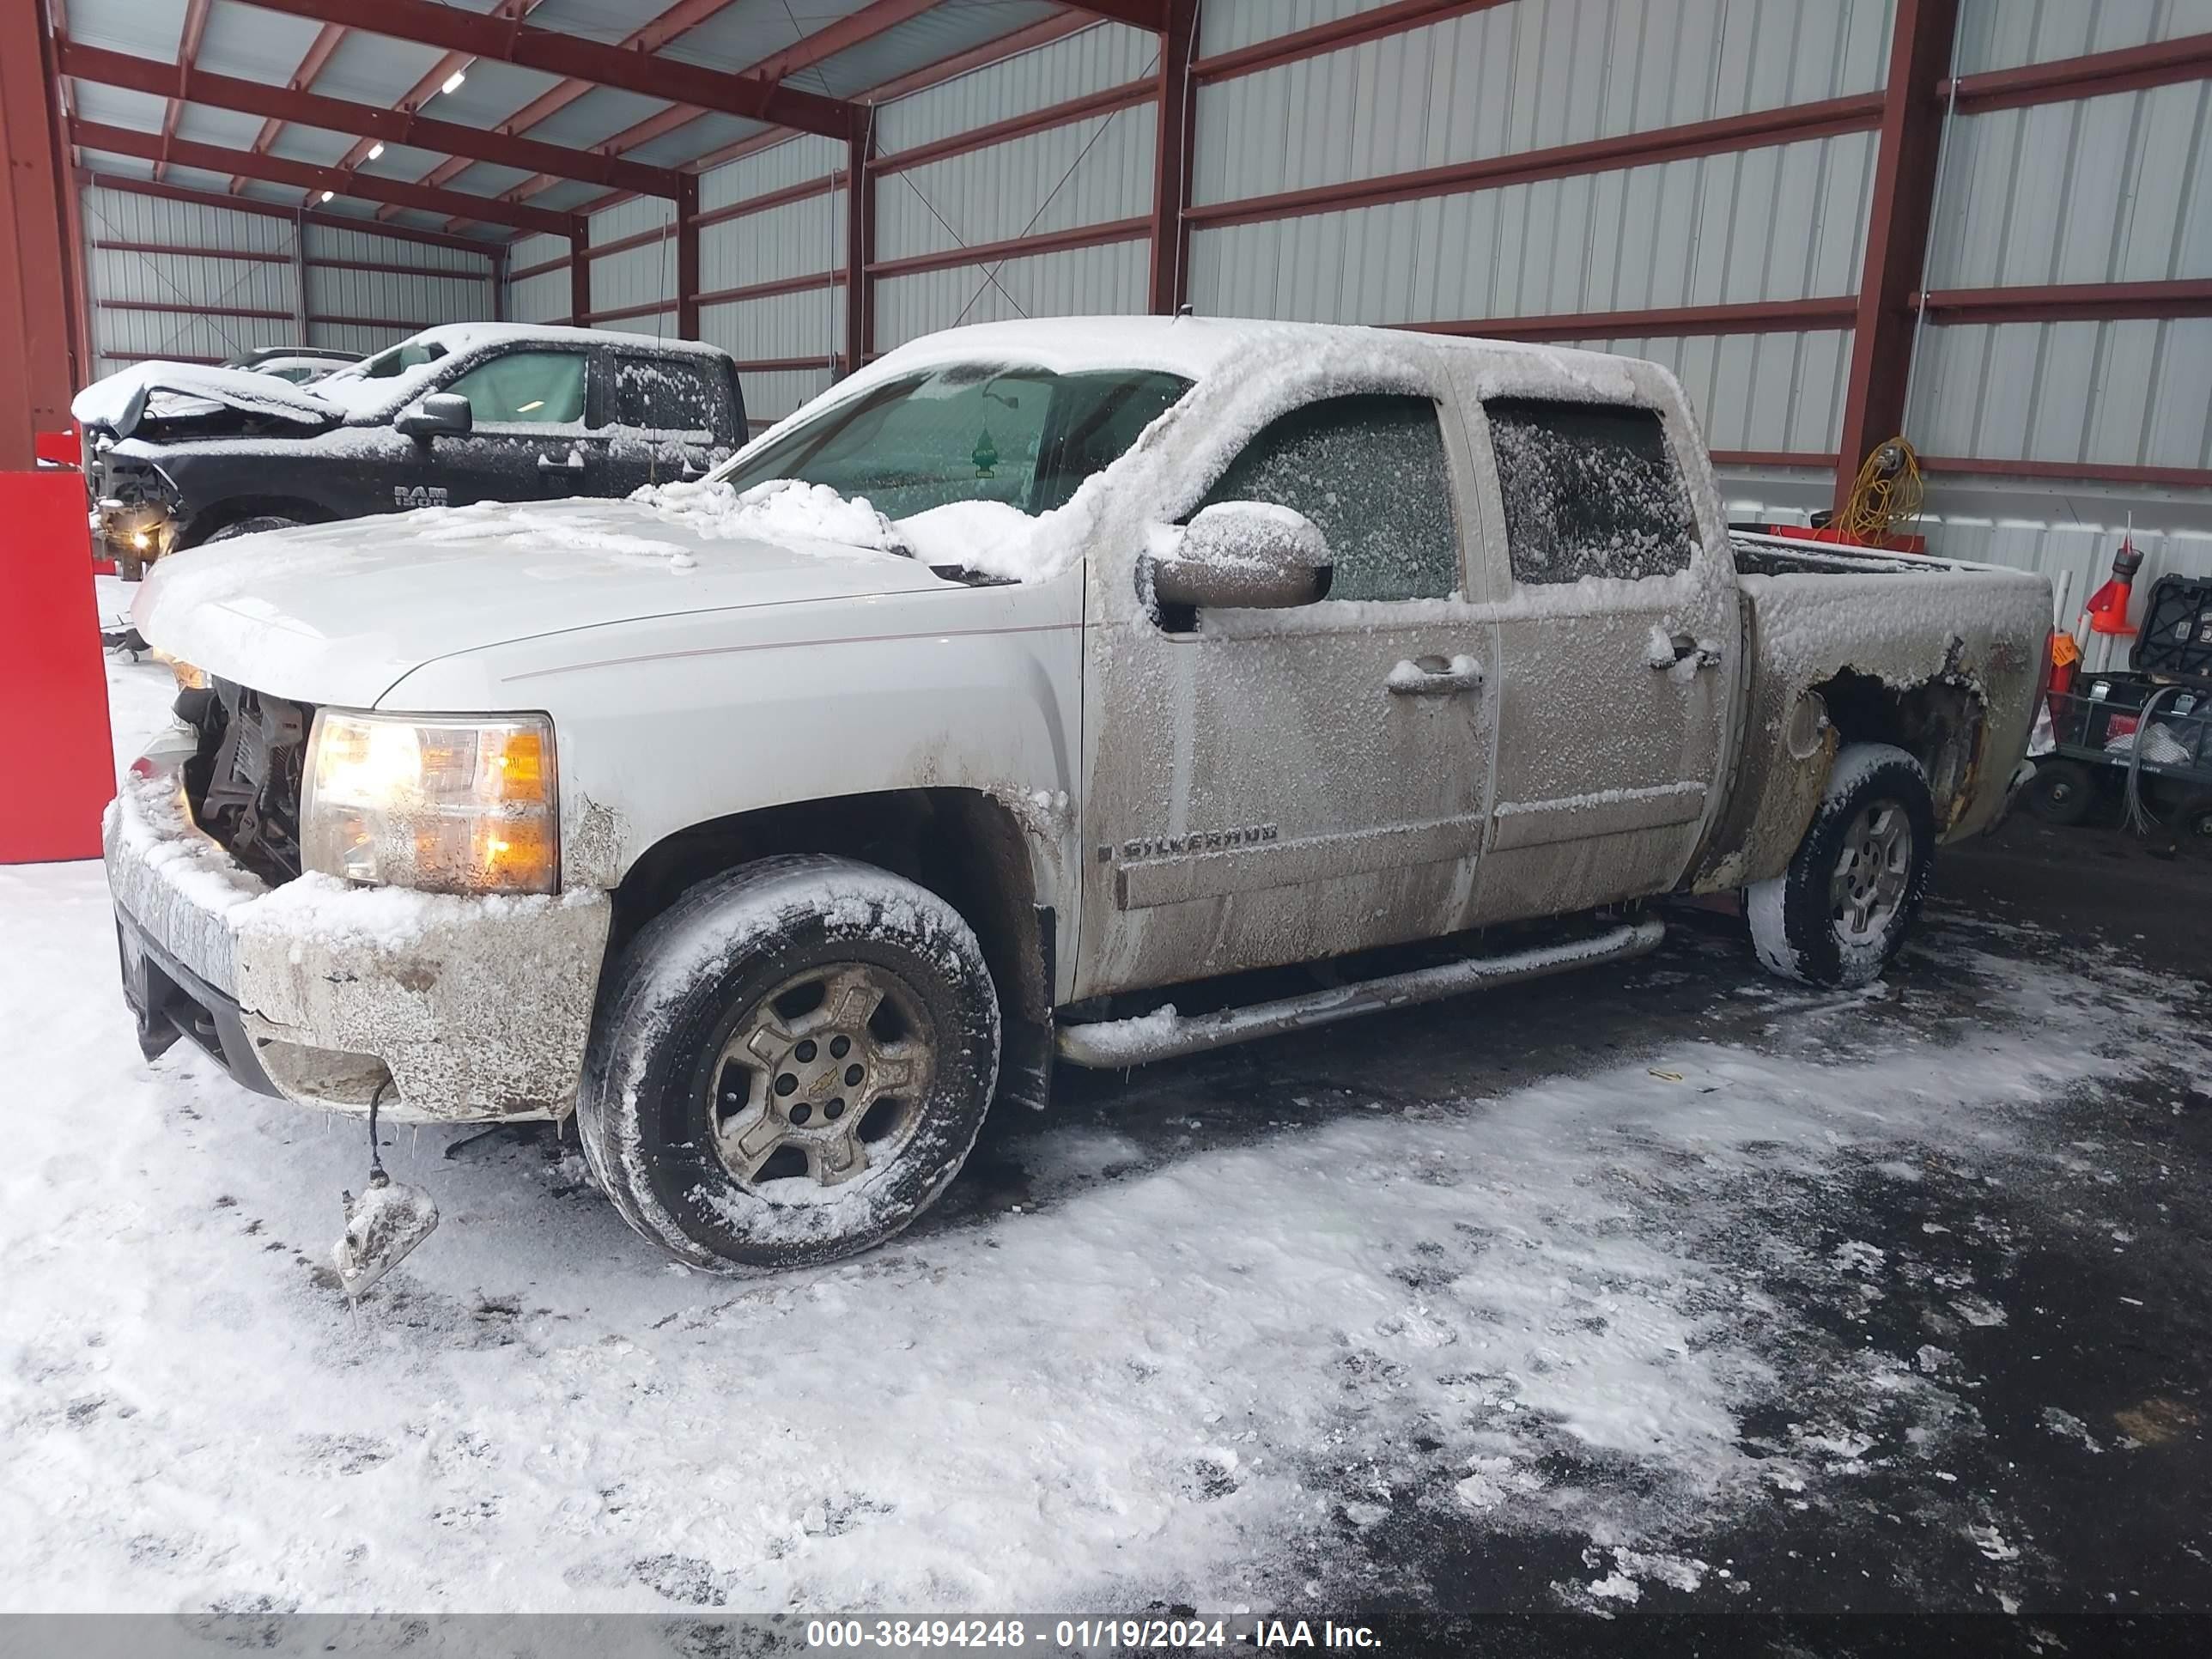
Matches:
[3,624,2205,1619]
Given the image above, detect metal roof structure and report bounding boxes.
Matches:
[47,0,1125,242]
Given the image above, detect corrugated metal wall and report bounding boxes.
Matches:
[1907,70,2212,475]
[299,222,496,356]
[872,21,1158,350]
[78,183,493,373]
[507,232,570,325]
[80,183,299,368]
[585,195,680,338]
[699,132,845,428]
[1189,0,1892,459]
[1725,0,2212,607]
[474,0,2212,607]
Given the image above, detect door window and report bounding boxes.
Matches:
[616,358,721,436]
[446,351,587,425]
[1197,394,1459,601]
[1485,398,1697,585]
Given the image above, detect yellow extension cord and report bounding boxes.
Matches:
[1835,436,1926,544]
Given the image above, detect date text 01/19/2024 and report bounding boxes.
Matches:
[801,1618,1383,1650]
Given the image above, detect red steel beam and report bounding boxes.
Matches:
[155,0,211,182]
[359,0,548,217]
[1184,91,1887,230]
[866,216,1152,281]
[420,0,755,225]
[70,120,574,235]
[308,253,492,281]
[577,10,1103,219]
[58,40,684,201]
[1913,279,2212,325]
[831,10,1096,107]
[696,172,842,234]
[100,298,293,319]
[874,80,1157,176]
[1946,30,2212,114]
[102,350,226,365]
[568,216,591,330]
[1833,0,1960,514]
[508,252,569,283]
[581,300,677,326]
[94,239,284,262]
[5,0,84,458]
[1712,451,1840,470]
[845,128,872,374]
[746,0,939,86]
[696,269,846,310]
[727,354,838,374]
[307,313,428,331]
[1148,0,1198,313]
[81,170,500,255]
[443,0,934,228]
[1195,0,1507,83]
[1410,296,1862,342]
[1064,2,1169,27]
[677,174,700,339]
[233,0,856,136]
[234,20,345,194]
[1916,455,2212,490]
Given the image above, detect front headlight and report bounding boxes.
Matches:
[301,709,558,895]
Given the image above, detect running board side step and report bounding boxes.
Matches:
[1054,917,1667,1068]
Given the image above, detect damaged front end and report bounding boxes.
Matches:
[108,679,611,1123]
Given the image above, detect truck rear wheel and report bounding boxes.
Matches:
[577,855,1000,1271]
[1746,743,1936,988]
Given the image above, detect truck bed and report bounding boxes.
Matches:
[1687,534,2052,894]
[1728,531,1976,579]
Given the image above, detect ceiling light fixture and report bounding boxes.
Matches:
[367,142,385,161]
[319,189,335,202]
[441,70,467,95]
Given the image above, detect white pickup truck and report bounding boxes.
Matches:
[107,317,2052,1270]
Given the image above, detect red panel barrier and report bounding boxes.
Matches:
[34,428,79,466]
[1,470,116,863]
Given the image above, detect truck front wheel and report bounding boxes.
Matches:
[577,855,1001,1271]
[1746,743,1936,988]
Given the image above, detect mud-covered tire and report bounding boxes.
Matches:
[1746,743,1936,988]
[2027,758,2098,825]
[200,515,300,545]
[577,855,1000,1272]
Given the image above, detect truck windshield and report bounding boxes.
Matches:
[714,362,1192,518]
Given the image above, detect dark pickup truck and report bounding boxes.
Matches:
[73,323,745,575]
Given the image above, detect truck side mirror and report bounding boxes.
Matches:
[397,393,472,441]
[1143,501,1331,611]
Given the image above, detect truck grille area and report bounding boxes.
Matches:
[180,679,313,884]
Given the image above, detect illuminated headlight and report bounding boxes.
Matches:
[102,503,174,557]
[301,710,559,895]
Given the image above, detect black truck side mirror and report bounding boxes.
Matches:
[396,393,472,441]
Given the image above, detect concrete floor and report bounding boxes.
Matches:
[969,817,2212,1645]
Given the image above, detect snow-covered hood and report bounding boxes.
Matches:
[132,493,959,708]
[70,362,338,437]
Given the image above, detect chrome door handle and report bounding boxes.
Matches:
[1387,654,1484,696]
[537,451,586,473]
[1650,633,1720,670]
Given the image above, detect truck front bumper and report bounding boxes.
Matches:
[105,761,611,1122]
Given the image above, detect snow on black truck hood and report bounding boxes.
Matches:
[131,495,956,709]
[70,362,340,438]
